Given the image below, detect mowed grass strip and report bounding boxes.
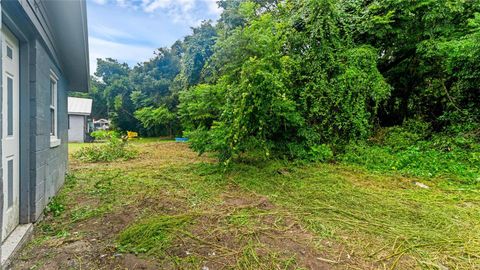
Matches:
[210,161,480,269]
[14,141,480,269]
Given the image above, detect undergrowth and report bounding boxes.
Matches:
[73,138,137,162]
[340,120,480,183]
[45,196,66,217]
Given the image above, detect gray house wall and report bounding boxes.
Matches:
[0,5,4,248]
[68,115,86,143]
[30,39,68,220]
[0,2,70,232]
[0,2,88,265]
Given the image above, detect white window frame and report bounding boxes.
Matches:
[50,71,61,147]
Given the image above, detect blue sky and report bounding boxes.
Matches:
[87,0,222,74]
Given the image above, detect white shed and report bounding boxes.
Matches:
[68,97,92,143]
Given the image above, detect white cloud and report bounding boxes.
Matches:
[90,24,134,40]
[143,0,171,13]
[115,0,128,8]
[141,0,221,24]
[91,0,108,5]
[205,0,222,15]
[89,37,156,74]
[143,0,194,13]
[141,0,195,24]
[90,0,222,25]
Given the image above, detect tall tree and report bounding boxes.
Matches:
[176,21,217,88]
[182,0,390,161]
[94,58,138,131]
[340,0,480,128]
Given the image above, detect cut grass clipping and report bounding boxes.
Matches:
[219,161,480,269]
[118,215,192,256]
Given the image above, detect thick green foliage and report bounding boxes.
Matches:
[343,0,480,127]
[178,83,225,131]
[341,120,480,182]
[183,1,390,161]
[86,0,479,165]
[134,106,177,137]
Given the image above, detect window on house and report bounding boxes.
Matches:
[7,45,13,59]
[50,72,61,147]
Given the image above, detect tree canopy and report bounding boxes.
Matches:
[85,0,480,162]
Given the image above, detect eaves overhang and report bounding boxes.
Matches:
[42,0,90,92]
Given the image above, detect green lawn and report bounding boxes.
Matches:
[14,141,480,269]
[68,142,87,155]
[68,137,172,155]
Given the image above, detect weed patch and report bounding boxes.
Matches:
[235,242,299,270]
[340,125,480,182]
[73,139,137,162]
[70,206,107,222]
[45,196,66,217]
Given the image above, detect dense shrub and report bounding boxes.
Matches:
[181,2,391,162]
[134,106,177,137]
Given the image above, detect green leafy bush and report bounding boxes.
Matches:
[309,144,334,162]
[90,130,120,141]
[179,83,225,132]
[180,3,391,162]
[134,106,177,137]
[73,138,137,162]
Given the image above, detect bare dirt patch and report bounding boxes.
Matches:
[160,189,335,269]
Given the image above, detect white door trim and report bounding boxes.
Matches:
[2,25,20,242]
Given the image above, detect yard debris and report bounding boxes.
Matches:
[317,257,340,264]
[414,182,430,189]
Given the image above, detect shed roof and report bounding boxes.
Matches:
[68,97,92,115]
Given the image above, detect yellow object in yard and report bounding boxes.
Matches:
[127,131,138,139]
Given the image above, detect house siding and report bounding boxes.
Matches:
[0,4,87,263]
[0,1,70,233]
[0,3,4,247]
[29,39,68,221]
